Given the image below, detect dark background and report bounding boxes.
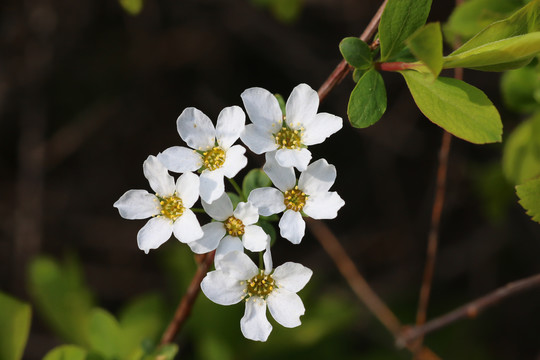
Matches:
[2,0,540,358]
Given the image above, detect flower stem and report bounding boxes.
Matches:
[191,208,206,213]
[228,177,246,201]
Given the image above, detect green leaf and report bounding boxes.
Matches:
[379,0,432,61]
[347,68,387,128]
[140,344,178,360]
[118,0,143,15]
[501,64,540,113]
[226,192,241,208]
[502,112,540,185]
[88,308,123,358]
[243,169,272,199]
[0,292,31,360]
[43,346,87,360]
[269,0,302,23]
[401,70,502,144]
[275,94,286,116]
[352,68,367,83]
[516,177,540,222]
[339,37,372,69]
[405,22,443,78]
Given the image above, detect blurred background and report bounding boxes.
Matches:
[2,0,540,359]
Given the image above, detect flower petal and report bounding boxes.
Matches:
[278,209,305,244]
[241,298,272,342]
[285,83,319,129]
[222,145,247,178]
[272,262,313,293]
[242,225,268,252]
[218,251,259,281]
[241,87,282,130]
[215,236,244,270]
[275,148,312,172]
[114,190,159,219]
[267,289,305,328]
[177,107,216,150]
[302,112,343,146]
[297,158,336,195]
[188,222,226,254]
[233,202,259,225]
[172,209,203,243]
[143,155,175,196]
[157,146,202,173]
[137,217,173,254]
[202,192,233,221]
[201,270,244,306]
[200,169,225,203]
[176,172,200,208]
[240,124,277,154]
[303,191,345,220]
[216,106,245,149]
[263,241,273,274]
[263,151,296,192]
[247,187,285,216]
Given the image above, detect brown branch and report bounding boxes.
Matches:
[400,273,540,347]
[159,250,216,345]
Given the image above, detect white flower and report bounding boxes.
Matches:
[240,83,342,171]
[114,155,203,254]
[188,193,269,257]
[157,106,248,203]
[201,250,312,342]
[248,152,345,244]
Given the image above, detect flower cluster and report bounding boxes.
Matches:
[114,83,345,341]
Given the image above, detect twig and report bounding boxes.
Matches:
[159,250,216,345]
[399,273,540,347]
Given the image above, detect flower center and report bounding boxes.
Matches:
[283,186,307,212]
[224,216,245,236]
[159,195,184,221]
[202,147,226,171]
[243,270,276,300]
[275,125,302,149]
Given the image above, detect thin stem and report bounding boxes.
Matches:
[375,61,419,72]
[191,208,206,213]
[399,273,540,347]
[228,177,245,201]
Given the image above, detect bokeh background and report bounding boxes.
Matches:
[2,0,540,358]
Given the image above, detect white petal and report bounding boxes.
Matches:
[285,83,319,130]
[201,270,244,306]
[263,241,273,275]
[114,190,159,219]
[240,124,278,154]
[247,187,285,216]
[242,225,268,252]
[222,145,247,178]
[302,113,343,146]
[137,217,173,254]
[275,148,312,172]
[279,209,305,244]
[303,192,345,220]
[267,289,305,328]
[143,155,175,196]
[175,172,200,208]
[216,106,245,150]
[218,251,259,281]
[202,192,233,221]
[241,298,272,342]
[263,151,296,192]
[200,169,225,203]
[215,236,244,270]
[157,146,202,173]
[177,107,216,150]
[188,222,226,254]
[172,209,203,243]
[297,158,336,195]
[233,202,259,225]
[272,262,312,293]
[241,87,283,130]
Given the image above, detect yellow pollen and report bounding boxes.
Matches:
[201,146,226,171]
[275,123,302,150]
[245,270,276,299]
[158,194,184,221]
[283,186,307,212]
[224,216,245,237]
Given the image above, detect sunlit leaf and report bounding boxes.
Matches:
[88,308,124,358]
[43,346,87,360]
[516,177,540,222]
[0,292,31,360]
[347,68,387,128]
[501,64,540,113]
[406,22,443,78]
[119,0,143,15]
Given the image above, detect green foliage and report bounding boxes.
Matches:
[227,192,241,208]
[249,0,303,23]
[118,0,143,15]
[275,94,286,115]
[88,308,124,358]
[339,37,372,69]
[501,63,540,112]
[140,344,178,360]
[379,0,432,61]
[471,162,515,222]
[0,292,31,360]
[405,22,443,78]
[243,168,272,199]
[502,111,540,184]
[43,346,87,360]
[516,177,540,222]
[401,71,502,144]
[347,68,387,128]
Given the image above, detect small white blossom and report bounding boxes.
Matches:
[240,83,342,171]
[158,106,248,203]
[248,152,345,244]
[114,155,203,253]
[201,249,312,342]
